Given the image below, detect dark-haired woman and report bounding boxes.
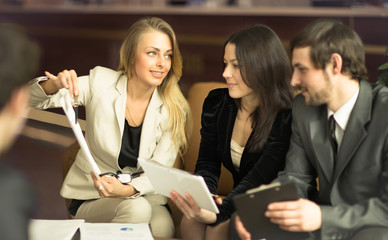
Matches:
[170,24,294,240]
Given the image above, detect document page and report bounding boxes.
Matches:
[138,158,219,213]
[80,223,154,240]
[60,92,101,175]
[29,219,85,240]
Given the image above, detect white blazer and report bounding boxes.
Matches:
[29,66,178,204]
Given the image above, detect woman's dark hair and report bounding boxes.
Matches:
[225,24,293,152]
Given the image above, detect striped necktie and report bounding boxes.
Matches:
[328,115,338,156]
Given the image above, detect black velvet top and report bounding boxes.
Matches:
[194,88,292,225]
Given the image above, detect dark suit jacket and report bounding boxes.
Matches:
[0,162,35,240]
[277,80,388,239]
[194,88,292,224]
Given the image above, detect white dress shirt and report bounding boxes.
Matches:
[327,87,360,151]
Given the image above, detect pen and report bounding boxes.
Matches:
[74,95,78,124]
[211,194,221,199]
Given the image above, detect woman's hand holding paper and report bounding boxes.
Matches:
[42,69,79,98]
[170,190,217,224]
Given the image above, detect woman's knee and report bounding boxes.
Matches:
[206,220,229,240]
[150,205,175,238]
[113,198,152,223]
[180,216,207,240]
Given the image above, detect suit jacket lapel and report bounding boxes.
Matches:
[310,106,335,183]
[333,80,371,180]
[114,74,127,136]
[138,88,162,160]
[113,73,161,165]
[219,97,238,174]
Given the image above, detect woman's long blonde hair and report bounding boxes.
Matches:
[117,17,192,157]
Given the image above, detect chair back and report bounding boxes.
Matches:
[183,81,233,196]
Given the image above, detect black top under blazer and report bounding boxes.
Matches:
[194,88,292,224]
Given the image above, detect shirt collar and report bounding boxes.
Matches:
[327,87,359,131]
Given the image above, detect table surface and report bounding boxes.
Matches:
[70,229,180,240]
[155,238,180,240]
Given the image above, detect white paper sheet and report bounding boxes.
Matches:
[80,223,154,240]
[138,158,219,213]
[60,92,101,175]
[29,219,85,240]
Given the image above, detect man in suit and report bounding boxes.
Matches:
[234,19,388,239]
[0,24,40,240]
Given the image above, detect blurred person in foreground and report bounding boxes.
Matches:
[0,24,40,240]
[234,18,388,240]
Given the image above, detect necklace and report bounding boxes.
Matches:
[126,104,139,127]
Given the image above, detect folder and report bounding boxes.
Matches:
[233,182,300,239]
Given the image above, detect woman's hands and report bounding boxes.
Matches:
[40,69,79,98]
[170,190,217,224]
[235,215,251,240]
[91,172,137,198]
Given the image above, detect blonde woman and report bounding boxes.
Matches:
[29,17,191,238]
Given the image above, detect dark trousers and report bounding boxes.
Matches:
[351,227,388,240]
[228,213,388,240]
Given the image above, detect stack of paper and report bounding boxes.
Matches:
[29,219,154,240]
[80,223,154,240]
[60,92,101,175]
[29,219,84,240]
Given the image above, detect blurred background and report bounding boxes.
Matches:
[1,0,387,220]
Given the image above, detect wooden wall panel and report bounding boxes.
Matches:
[0,6,387,94]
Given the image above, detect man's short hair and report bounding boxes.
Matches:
[0,23,40,111]
[290,19,368,81]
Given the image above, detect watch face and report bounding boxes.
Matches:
[117,174,132,184]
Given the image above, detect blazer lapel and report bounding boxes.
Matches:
[138,88,163,160]
[333,81,371,180]
[114,74,127,136]
[310,106,335,183]
[219,99,238,174]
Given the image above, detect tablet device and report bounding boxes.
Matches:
[138,158,219,213]
[233,182,300,239]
